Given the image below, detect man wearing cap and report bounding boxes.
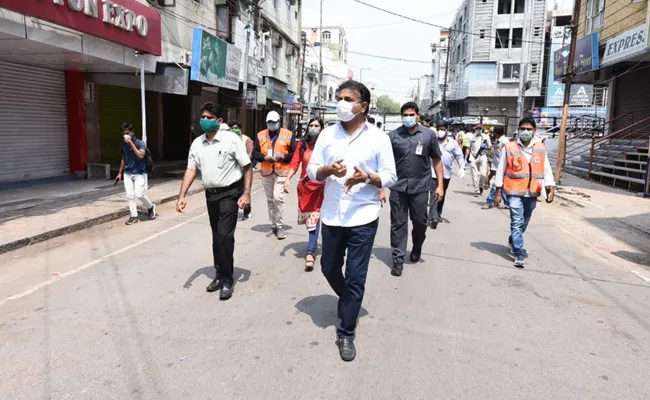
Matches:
[253,111,297,240]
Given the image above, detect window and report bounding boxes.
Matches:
[216,5,230,40]
[531,63,539,74]
[512,28,523,48]
[501,64,520,81]
[514,0,525,13]
[328,87,334,102]
[322,30,331,42]
[479,29,485,39]
[495,29,509,48]
[586,0,605,33]
[498,0,512,14]
[286,1,292,23]
[273,0,280,9]
[533,26,542,37]
[273,46,281,69]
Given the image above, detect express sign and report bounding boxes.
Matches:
[1,0,161,55]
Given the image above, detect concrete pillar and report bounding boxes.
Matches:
[65,71,88,177]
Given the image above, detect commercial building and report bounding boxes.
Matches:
[446,0,547,124]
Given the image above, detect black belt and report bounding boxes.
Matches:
[205,179,244,202]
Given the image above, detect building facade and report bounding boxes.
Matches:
[446,0,547,122]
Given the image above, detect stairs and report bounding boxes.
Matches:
[560,139,648,191]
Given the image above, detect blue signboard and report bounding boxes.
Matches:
[553,33,600,81]
[546,42,594,107]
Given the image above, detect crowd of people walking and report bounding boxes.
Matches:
[116,79,556,363]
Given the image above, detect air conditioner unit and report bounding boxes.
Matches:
[272,32,281,47]
[285,45,295,57]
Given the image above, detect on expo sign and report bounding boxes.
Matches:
[53,0,149,37]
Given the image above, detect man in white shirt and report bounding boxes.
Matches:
[469,125,492,196]
[307,80,397,362]
[494,118,555,268]
[483,125,510,209]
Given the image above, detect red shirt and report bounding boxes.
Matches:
[290,141,313,179]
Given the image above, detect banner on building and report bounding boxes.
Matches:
[246,90,257,109]
[190,28,242,90]
[602,24,647,66]
[266,77,288,103]
[546,42,594,107]
[256,87,267,106]
[239,57,265,87]
[554,32,600,81]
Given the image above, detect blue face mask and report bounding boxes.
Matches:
[519,129,534,141]
[402,116,417,128]
[200,118,219,133]
[267,122,280,132]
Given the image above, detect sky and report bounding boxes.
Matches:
[301,0,464,104]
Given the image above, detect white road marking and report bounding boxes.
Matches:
[630,270,650,284]
[0,211,208,307]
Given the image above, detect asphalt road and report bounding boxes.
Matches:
[0,176,649,400]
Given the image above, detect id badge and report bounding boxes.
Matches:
[415,143,423,155]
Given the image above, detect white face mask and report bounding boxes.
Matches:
[437,130,447,139]
[337,100,358,122]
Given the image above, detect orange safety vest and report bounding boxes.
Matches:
[503,141,546,197]
[257,128,293,176]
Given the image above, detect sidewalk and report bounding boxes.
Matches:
[0,178,205,254]
[552,172,650,268]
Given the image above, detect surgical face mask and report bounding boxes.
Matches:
[402,116,417,128]
[231,128,241,135]
[519,129,534,141]
[200,118,219,133]
[307,126,321,137]
[337,100,358,122]
[267,122,279,132]
[437,130,447,139]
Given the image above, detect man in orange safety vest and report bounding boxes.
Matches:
[494,117,555,268]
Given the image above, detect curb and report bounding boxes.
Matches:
[0,187,205,255]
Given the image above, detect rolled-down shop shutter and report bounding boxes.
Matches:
[613,68,650,129]
[0,60,69,183]
[97,84,141,164]
[191,88,219,135]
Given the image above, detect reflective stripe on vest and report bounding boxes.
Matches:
[258,128,293,176]
[503,141,546,197]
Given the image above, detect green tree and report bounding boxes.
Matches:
[376,95,401,114]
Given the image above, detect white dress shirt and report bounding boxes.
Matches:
[494,137,555,197]
[307,122,397,227]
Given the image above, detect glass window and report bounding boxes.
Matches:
[497,0,512,14]
[322,31,331,42]
[495,29,509,48]
[501,64,520,80]
[514,0,525,13]
[512,28,523,48]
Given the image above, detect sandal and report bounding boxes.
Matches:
[481,204,492,210]
[305,255,315,272]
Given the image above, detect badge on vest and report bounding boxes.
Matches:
[534,157,540,164]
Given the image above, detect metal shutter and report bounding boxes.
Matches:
[191,89,219,134]
[97,85,142,164]
[0,60,69,183]
[614,69,650,126]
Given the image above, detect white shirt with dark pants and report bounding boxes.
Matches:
[307,122,397,339]
[187,131,251,285]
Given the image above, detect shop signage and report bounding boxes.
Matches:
[1,0,161,55]
[602,24,646,67]
[546,42,594,107]
[246,90,257,109]
[190,28,242,91]
[554,33,600,81]
[266,77,288,103]
[256,87,267,106]
[239,57,264,87]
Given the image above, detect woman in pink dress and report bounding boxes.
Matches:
[283,117,325,271]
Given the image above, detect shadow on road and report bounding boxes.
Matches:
[250,224,294,233]
[470,242,512,262]
[453,190,477,197]
[371,247,393,269]
[182,266,251,289]
[295,294,369,329]
[280,241,317,259]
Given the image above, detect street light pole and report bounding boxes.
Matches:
[239,4,253,136]
[317,0,323,109]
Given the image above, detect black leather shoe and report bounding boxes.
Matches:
[391,264,403,277]
[410,249,422,263]
[220,283,233,300]
[337,338,356,362]
[206,277,222,292]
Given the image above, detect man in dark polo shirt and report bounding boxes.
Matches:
[176,102,253,300]
[388,102,444,277]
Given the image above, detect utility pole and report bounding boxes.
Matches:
[554,0,582,183]
[441,40,450,118]
[317,0,323,108]
[299,32,307,103]
[239,3,253,136]
[516,0,534,120]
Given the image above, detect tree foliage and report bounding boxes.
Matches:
[376,95,401,114]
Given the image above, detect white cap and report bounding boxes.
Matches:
[266,111,280,122]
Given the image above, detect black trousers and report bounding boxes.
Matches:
[429,177,451,221]
[390,190,429,266]
[205,181,243,285]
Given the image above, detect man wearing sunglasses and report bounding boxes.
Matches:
[494,117,555,268]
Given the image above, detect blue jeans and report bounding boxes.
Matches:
[321,219,378,339]
[306,223,321,255]
[508,196,537,257]
[486,184,509,207]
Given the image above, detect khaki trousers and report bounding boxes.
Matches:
[262,174,286,229]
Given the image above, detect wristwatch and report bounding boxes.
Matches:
[364,173,371,184]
